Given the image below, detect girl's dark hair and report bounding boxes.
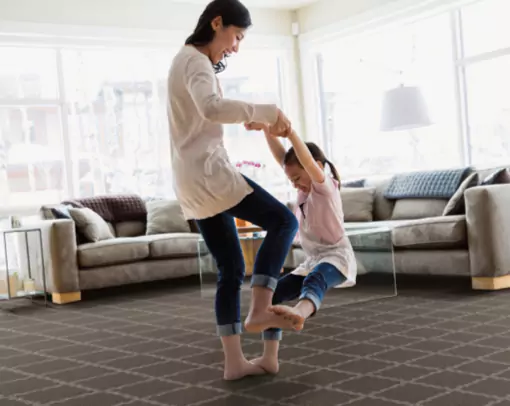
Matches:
[283,142,341,188]
[185,0,252,74]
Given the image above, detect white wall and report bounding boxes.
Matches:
[297,0,401,33]
[0,0,293,36]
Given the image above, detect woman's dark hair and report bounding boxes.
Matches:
[284,142,341,188]
[185,0,251,74]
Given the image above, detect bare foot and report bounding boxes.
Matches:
[252,356,279,375]
[270,305,306,331]
[244,309,299,333]
[224,359,266,381]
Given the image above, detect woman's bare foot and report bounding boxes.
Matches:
[251,356,279,375]
[270,305,306,331]
[244,309,299,333]
[224,359,266,381]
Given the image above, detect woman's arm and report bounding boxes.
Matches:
[185,55,278,125]
[287,130,325,184]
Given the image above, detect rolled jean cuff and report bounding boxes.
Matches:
[262,329,282,341]
[217,322,243,337]
[251,274,278,291]
[300,292,321,315]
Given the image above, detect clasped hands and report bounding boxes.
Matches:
[244,108,292,137]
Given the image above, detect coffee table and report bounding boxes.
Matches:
[197,225,397,305]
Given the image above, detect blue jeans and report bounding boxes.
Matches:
[263,262,347,340]
[196,176,298,337]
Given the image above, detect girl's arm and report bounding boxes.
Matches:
[287,130,325,184]
[245,123,286,167]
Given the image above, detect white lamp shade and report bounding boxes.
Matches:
[380,85,432,132]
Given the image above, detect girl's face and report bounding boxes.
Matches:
[209,17,246,64]
[284,163,312,194]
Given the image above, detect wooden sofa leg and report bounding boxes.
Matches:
[472,276,510,290]
[52,292,82,304]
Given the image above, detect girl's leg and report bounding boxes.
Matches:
[196,214,265,381]
[272,263,347,330]
[226,176,299,333]
[253,273,304,374]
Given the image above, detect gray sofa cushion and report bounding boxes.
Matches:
[78,238,150,268]
[146,233,204,259]
[116,221,146,237]
[392,215,467,249]
[146,200,190,234]
[443,172,479,216]
[391,199,447,220]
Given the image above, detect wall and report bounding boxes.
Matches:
[0,0,293,36]
[297,0,401,33]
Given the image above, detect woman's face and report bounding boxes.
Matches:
[209,17,246,64]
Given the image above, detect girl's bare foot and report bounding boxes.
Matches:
[251,356,279,375]
[224,359,266,381]
[270,305,306,331]
[244,309,299,333]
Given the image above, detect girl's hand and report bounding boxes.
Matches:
[269,109,291,136]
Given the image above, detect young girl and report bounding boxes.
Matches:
[245,123,357,374]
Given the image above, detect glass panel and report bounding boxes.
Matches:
[62,49,175,198]
[461,0,510,57]
[0,106,66,208]
[465,55,510,167]
[0,47,58,99]
[219,50,293,202]
[319,13,461,179]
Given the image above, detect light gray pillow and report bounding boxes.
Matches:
[391,199,447,220]
[443,172,479,216]
[341,187,376,222]
[146,200,190,235]
[68,208,114,242]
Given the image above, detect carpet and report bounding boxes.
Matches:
[1,276,510,406]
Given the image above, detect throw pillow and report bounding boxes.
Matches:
[50,204,73,220]
[341,187,376,222]
[146,200,191,235]
[68,208,115,242]
[481,168,510,185]
[443,172,479,216]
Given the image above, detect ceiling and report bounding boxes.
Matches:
[168,0,320,10]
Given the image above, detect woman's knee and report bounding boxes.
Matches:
[272,205,298,235]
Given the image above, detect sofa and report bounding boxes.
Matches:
[40,195,209,304]
[284,166,510,291]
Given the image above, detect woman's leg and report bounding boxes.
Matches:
[196,213,264,381]
[272,263,347,330]
[253,273,304,374]
[226,176,299,333]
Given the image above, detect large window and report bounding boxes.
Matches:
[318,14,460,179]
[314,0,510,178]
[0,43,291,214]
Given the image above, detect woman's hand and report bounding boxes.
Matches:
[244,122,268,132]
[269,109,291,136]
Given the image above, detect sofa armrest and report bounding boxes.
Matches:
[466,185,510,280]
[40,219,80,294]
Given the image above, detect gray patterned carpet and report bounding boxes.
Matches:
[2,275,510,406]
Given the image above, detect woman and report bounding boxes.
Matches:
[167,0,298,380]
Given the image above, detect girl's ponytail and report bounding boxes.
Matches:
[325,159,341,189]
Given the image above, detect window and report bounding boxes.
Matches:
[318,14,461,179]
[0,42,293,215]
[461,0,510,57]
[0,48,66,210]
[62,48,174,199]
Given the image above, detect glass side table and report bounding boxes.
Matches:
[197,225,396,307]
[1,226,48,307]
